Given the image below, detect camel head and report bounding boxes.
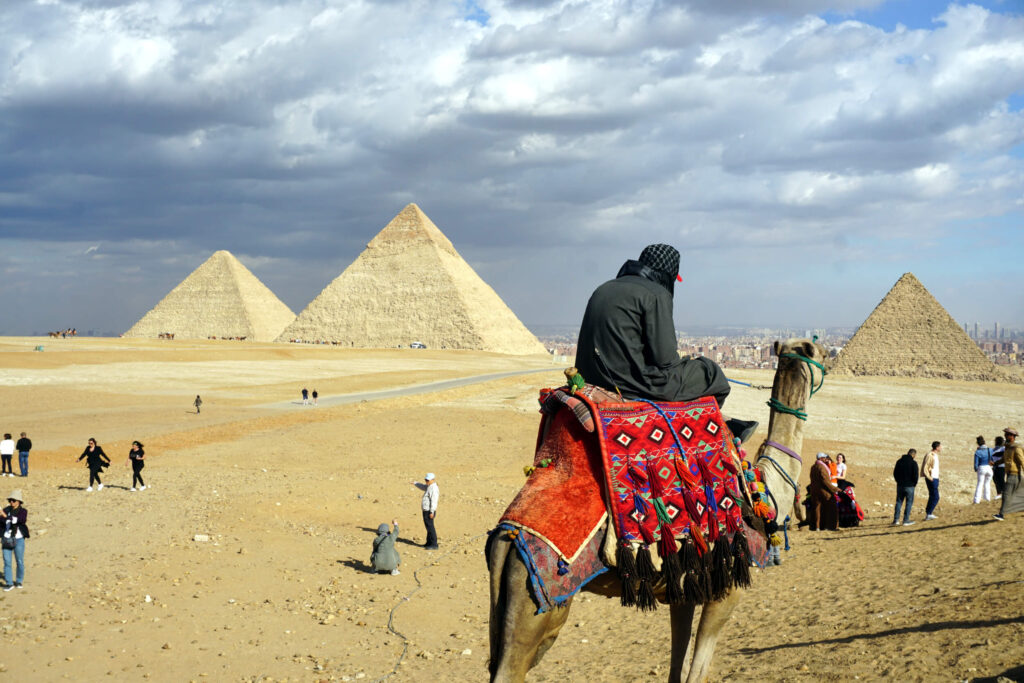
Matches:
[773,337,826,365]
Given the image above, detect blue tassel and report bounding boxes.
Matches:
[633,492,650,515]
[783,515,791,551]
[704,485,718,513]
[557,558,570,576]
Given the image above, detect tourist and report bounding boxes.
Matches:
[0,434,14,477]
[411,473,439,549]
[827,455,839,486]
[808,453,839,531]
[126,440,146,491]
[312,389,318,407]
[370,519,401,575]
[1,489,28,591]
[892,449,918,526]
[15,432,31,477]
[835,453,848,482]
[302,387,309,405]
[992,435,1006,498]
[973,436,994,504]
[194,395,202,414]
[994,428,1024,521]
[921,441,941,520]
[78,438,110,491]
[572,244,757,443]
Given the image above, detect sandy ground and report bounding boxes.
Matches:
[0,337,1022,682]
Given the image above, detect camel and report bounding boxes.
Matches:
[487,338,826,683]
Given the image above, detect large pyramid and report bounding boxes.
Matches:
[124,250,296,341]
[277,204,547,355]
[829,272,1016,382]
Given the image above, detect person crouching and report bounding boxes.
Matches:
[371,519,401,575]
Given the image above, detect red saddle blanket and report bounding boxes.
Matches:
[500,393,746,560]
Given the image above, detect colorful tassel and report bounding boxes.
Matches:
[557,558,570,576]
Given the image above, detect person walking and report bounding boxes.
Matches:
[301,388,309,405]
[370,519,401,575]
[808,453,839,531]
[921,441,941,520]
[78,438,110,491]
[194,395,202,414]
[973,436,994,504]
[312,389,318,407]
[15,432,31,477]
[1,489,28,590]
[892,448,919,526]
[0,434,14,477]
[414,473,439,549]
[992,435,1006,498]
[126,441,146,491]
[994,428,1024,521]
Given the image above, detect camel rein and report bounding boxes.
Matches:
[764,353,826,421]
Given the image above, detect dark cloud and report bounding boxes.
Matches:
[0,0,1021,334]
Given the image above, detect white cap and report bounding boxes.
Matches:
[816,452,828,460]
[425,472,435,481]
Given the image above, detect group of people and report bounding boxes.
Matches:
[369,472,441,575]
[806,452,852,531]
[78,438,148,492]
[892,428,1024,525]
[301,388,319,406]
[0,432,32,477]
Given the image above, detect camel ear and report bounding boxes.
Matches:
[800,339,817,359]
[773,340,781,356]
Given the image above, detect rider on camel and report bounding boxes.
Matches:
[574,243,758,442]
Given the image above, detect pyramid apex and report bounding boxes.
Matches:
[367,203,457,256]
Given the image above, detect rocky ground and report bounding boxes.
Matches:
[0,337,1021,682]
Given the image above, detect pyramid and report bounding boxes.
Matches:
[829,273,1016,382]
[124,250,296,341]
[277,204,547,355]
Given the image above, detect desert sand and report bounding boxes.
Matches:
[0,336,1022,682]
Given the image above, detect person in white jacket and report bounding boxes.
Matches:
[412,473,439,550]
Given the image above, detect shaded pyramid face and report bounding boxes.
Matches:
[278,203,547,355]
[124,250,296,342]
[829,273,1014,382]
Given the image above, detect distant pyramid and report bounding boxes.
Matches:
[125,250,296,341]
[277,204,547,355]
[829,273,1016,382]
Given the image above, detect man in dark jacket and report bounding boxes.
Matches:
[15,433,31,478]
[892,449,919,526]
[574,244,755,440]
[808,452,840,531]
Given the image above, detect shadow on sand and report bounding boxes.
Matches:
[736,615,1024,655]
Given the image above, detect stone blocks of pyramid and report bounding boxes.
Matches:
[125,250,296,341]
[829,273,1016,383]
[277,204,547,355]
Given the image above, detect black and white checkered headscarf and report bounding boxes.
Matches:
[638,244,679,278]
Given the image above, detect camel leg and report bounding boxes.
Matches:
[489,535,572,683]
[685,590,741,683]
[668,602,696,683]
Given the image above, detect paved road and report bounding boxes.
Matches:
[263,366,558,410]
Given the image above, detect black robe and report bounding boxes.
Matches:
[573,261,730,406]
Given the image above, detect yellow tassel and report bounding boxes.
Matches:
[523,465,535,477]
[769,533,782,547]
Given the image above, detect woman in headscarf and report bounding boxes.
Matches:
[370,519,401,575]
[78,438,110,492]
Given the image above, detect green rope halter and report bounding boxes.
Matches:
[766,351,828,421]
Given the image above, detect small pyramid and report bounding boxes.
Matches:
[829,273,1016,382]
[125,250,296,341]
[277,204,547,354]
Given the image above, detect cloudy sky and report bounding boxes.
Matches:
[1,0,1022,336]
